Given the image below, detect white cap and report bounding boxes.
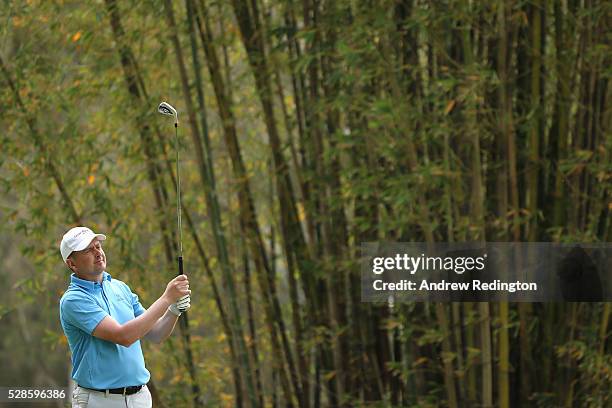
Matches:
[60,226,106,263]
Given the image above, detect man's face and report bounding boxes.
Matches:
[67,238,106,279]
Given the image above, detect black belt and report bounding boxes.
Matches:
[79,385,143,396]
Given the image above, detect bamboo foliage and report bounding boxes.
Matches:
[0,0,610,407]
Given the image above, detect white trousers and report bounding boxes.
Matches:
[71,385,152,408]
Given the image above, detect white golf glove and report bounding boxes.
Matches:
[168,294,191,316]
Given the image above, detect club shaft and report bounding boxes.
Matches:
[175,123,183,262]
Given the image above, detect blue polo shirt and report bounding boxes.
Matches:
[59,271,151,389]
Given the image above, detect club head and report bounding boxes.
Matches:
[158,101,178,125]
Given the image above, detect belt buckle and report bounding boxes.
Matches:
[122,387,127,396]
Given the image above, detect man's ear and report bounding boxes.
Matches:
[66,258,76,273]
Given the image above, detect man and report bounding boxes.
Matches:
[59,226,191,408]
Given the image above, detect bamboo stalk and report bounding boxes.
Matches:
[526,0,542,241]
[104,2,202,405]
[195,2,298,403]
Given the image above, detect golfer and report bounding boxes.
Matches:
[59,226,191,407]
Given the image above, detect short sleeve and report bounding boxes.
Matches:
[131,291,146,317]
[114,280,146,317]
[61,296,108,335]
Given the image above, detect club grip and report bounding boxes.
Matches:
[177,256,187,313]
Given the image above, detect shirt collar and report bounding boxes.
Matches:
[70,271,112,292]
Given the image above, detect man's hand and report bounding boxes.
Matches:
[168,295,191,316]
[163,275,190,303]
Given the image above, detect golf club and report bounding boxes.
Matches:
[158,101,188,312]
